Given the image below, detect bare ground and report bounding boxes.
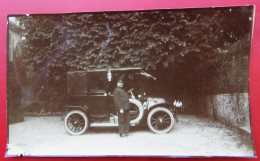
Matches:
[6,115,255,157]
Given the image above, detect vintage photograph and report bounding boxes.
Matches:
[6,6,255,157]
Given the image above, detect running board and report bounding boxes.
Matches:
[90,122,136,127]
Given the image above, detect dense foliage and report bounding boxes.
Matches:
[8,6,253,114]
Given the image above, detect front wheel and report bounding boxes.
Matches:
[147,107,174,134]
[64,110,89,135]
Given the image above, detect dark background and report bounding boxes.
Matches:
[1,0,260,160]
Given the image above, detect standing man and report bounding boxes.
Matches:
[113,78,130,137]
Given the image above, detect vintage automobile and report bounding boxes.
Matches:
[63,67,178,135]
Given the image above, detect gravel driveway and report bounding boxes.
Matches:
[6,115,254,157]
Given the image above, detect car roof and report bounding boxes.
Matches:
[68,67,142,73]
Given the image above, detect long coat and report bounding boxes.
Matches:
[113,87,130,110]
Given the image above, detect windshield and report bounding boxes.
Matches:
[120,71,157,97]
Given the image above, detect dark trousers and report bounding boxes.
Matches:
[118,109,130,135]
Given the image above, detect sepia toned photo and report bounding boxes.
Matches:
[6,6,255,157]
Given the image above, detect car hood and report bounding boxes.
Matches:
[147,97,166,104]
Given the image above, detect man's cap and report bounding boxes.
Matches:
[117,78,123,83]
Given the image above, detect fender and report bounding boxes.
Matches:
[147,103,176,116]
[129,98,144,125]
[147,102,173,110]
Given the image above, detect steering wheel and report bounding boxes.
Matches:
[127,88,134,93]
[127,88,135,99]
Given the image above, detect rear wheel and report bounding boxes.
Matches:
[147,107,174,134]
[64,110,88,135]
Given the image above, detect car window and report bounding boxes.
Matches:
[88,72,106,94]
[67,71,88,96]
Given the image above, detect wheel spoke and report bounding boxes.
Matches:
[151,118,158,121]
[151,121,158,125]
[68,117,73,122]
[71,114,76,121]
[154,124,159,129]
[162,114,168,119]
[162,116,170,120]
[68,124,74,130]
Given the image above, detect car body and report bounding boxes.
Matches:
[63,67,178,135]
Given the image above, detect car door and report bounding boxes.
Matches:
[86,72,114,117]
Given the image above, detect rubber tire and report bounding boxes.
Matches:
[147,107,174,134]
[64,110,88,135]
